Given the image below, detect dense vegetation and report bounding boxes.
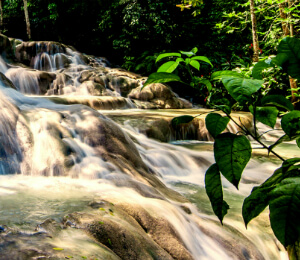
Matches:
[1,0,299,72]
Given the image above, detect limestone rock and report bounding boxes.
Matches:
[129,83,193,109]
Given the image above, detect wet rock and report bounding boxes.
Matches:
[129,83,193,109]
[0,231,60,260]
[0,72,16,89]
[45,96,135,110]
[63,206,191,260]
[36,219,63,237]
[0,34,14,60]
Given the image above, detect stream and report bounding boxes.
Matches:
[0,38,293,260]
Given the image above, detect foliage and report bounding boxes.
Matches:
[143,47,213,101]
[204,38,300,251]
[145,37,300,253]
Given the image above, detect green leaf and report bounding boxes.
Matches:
[197,78,212,91]
[252,59,274,79]
[282,158,300,174]
[243,186,274,227]
[297,138,300,148]
[189,60,200,70]
[210,97,232,114]
[221,76,263,105]
[157,61,179,73]
[211,70,243,81]
[249,106,278,128]
[205,163,229,224]
[190,47,198,54]
[281,110,300,138]
[171,115,195,128]
[176,57,184,63]
[180,50,195,57]
[205,113,230,138]
[214,133,252,188]
[156,52,181,63]
[277,37,300,80]
[261,95,294,111]
[269,177,300,247]
[53,248,64,251]
[142,72,182,88]
[191,56,213,67]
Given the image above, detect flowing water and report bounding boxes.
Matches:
[0,42,292,259]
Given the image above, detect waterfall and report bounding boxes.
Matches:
[0,40,289,260]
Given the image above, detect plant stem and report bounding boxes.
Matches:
[227,114,285,162]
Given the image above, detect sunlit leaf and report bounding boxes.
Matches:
[142,72,182,88]
[191,56,213,67]
[157,61,179,73]
[214,133,252,188]
[189,60,200,70]
[180,50,195,57]
[205,163,229,224]
[156,52,181,63]
[53,248,64,251]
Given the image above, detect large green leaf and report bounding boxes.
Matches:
[142,72,182,88]
[205,163,230,224]
[214,133,252,188]
[191,56,213,67]
[277,37,300,80]
[269,177,300,247]
[205,113,230,138]
[211,70,242,81]
[243,186,274,227]
[157,61,179,73]
[261,95,294,111]
[249,106,278,128]
[281,110,300,138]
[221,76,263,105]
[171,115,195,128]
[252,59,274,80]
[156,52,181,63]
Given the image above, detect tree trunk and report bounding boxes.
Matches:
[288,0,294,36]
[279,1,290,36]
[23,0,31,40]
[249,0,260,62]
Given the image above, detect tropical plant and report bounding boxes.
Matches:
[143,47,213,98]
[143,36,300,259]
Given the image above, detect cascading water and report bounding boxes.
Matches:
[0,39,289,260]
